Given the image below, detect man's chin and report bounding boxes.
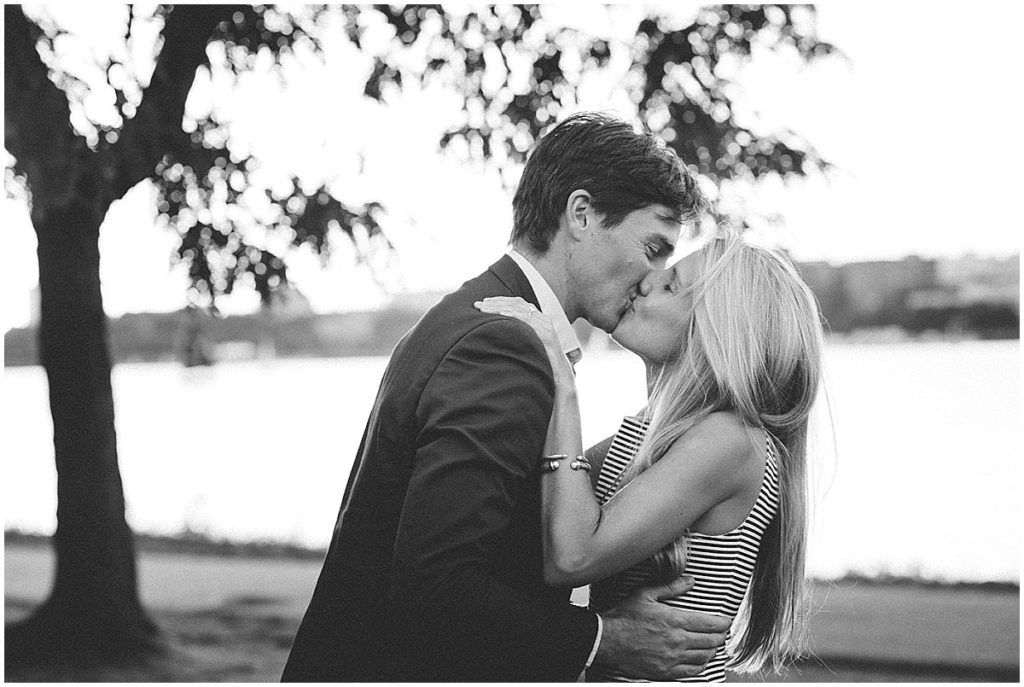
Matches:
[584,304,630,334]
[605,306,633,335]
[596,313,625,335]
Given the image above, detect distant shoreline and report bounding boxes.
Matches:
[3,333,1020,369]
[4,318,1019,368]
[7,528,1017,593]
[5,528,323,561]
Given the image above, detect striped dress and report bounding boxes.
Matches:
[587,417,780,683]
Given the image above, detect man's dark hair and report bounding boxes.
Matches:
[511,111,706,254]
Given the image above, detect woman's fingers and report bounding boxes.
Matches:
[474,302,523,319]
[474,297,538,321]
[677,648,719,666]
[478,296,524,307]
[473,298,561,350]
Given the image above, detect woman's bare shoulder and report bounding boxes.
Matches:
[659,411,762,493]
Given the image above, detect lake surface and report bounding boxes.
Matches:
[3,340,1019,583]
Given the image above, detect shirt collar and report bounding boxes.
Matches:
[507,249,583,365]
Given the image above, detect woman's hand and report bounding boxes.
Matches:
[474,297,575,385]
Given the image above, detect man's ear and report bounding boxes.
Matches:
[563,190,593,241]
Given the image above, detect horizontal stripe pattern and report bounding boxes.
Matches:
[594,416,649,501]
[588,418,780,683]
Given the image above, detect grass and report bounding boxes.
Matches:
[5,533,1020,682]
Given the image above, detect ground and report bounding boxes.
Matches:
[5,539,1019,682]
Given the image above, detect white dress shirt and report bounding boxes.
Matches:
[506,250,583,366]
[506,249,602,672]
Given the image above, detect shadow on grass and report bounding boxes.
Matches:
[5,596,299,682]
[8,594,1018,683]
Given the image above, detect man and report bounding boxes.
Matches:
[282,112,731,682]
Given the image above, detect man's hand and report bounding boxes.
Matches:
[592,576,731,680]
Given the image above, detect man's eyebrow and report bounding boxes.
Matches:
[656,211,684,226]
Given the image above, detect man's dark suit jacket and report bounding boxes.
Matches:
[281,256,599,682]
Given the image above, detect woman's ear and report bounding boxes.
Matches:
[563,189,593,241]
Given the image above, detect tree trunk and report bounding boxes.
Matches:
[5,7,241,676]
[5,195,159,670]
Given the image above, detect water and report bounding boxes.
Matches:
[3,341,1019,583]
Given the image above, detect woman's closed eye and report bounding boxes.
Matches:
[664,266,683,293]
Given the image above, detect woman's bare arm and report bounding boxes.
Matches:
[541,392,757,587]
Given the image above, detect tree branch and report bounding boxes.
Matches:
[110,4,242,198]
[4,5,90,224]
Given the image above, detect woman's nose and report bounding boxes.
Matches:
[637,270,665,297]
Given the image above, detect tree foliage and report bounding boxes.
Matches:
[9,4,836,311]
[356,5,836,194]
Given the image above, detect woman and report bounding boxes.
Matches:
[475,230,824,681]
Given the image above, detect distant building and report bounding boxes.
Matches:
[797,256,939,331]
[937,254,1019,286]
[796,254,1018,336]
[838,256,937,318]
[795,261,846,325]
[936,255,1019,314]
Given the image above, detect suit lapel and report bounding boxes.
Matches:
[488,254,541,309]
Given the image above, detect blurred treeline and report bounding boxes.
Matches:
[5,253,1018,367]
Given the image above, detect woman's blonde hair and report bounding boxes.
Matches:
[618,229,825,673]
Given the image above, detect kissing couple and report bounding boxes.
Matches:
[283,112,824,682]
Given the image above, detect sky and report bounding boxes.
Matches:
[3,4,1022,330]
